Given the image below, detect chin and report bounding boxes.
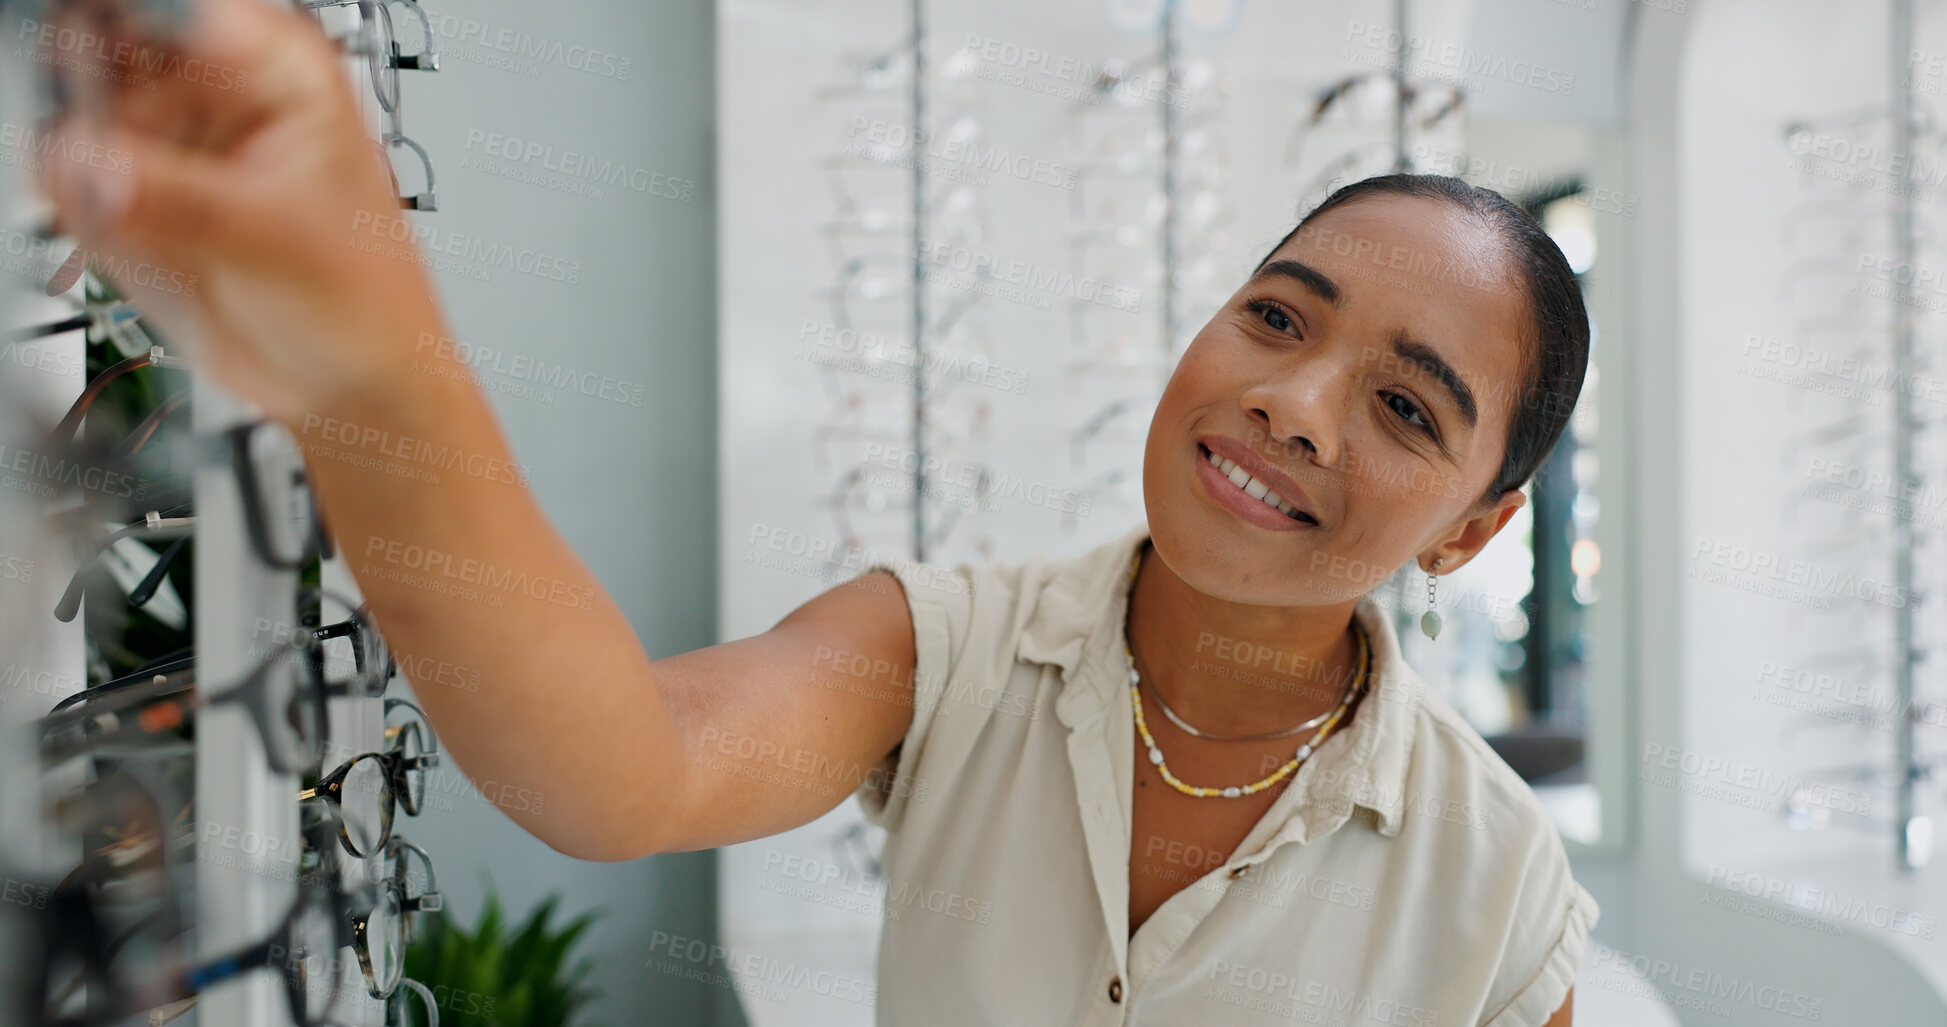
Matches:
[1142,496,1313,605]
[1141,412,1356,606]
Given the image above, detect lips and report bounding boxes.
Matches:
[1199,446,1310,523]
[1196,435,1321,527]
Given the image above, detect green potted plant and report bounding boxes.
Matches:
[400,885,604,1027]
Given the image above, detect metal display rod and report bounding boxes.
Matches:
[909,0,929,562]
[1392,0,1408,172]
[1891,0,1925,872]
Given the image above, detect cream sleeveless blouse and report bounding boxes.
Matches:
[852,519,1597,1026]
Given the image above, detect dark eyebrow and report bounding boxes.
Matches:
[1250,259,1478,433]
[1392,334,1478,430]
[1249,259,1343,310]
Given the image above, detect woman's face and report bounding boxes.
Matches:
[1143,193,1535,606]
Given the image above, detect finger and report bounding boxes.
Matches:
[51,0,346,152]
[114,82,201,150]
[84,0,202,43]
[150,0,348,125]
[39,110,231,267]
[35,7,203,153]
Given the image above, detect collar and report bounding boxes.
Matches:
[1020,519,1422,839]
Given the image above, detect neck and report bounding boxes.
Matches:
[1125,539,1363,738]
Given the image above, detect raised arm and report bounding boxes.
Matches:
[297,338,921,861]
[36,0,919,862]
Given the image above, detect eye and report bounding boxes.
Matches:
[1384,392,1436,438]
[1244,297,1301,338]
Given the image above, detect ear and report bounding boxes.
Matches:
[1418,487,1527,573]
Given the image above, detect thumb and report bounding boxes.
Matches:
[42,115,233,266]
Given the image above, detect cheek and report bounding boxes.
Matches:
[1347,444,1471,505]
[1163,337,1218,392]
[1335,474,1467,559]
[1146,351,1211,442]
[1158,330,1253,411]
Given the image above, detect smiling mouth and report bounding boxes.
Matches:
[1199,443,1317,524]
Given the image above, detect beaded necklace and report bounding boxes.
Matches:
[1122,546,1371,799]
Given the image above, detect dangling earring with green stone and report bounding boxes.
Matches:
[1421,558,1444,640]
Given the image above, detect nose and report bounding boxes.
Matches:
[1239,358,1351,471]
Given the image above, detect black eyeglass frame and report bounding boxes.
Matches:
[53,504,195,623]
[35,813,354,1027]
[224,420,334,570]
[40,632,330,775]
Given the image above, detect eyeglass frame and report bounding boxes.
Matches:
[295,831,438,998]
[382,697,441,816]
[223,419,334,570]
[5,300,140,345]
[382,835,442,943]
[47,342,189,448]
[301,700,440,859]
[179,811,355,1025]
[341,878,405,999]
[36,812,354,1027]
[40,633,331,775]
[48,583,385,718]
[299,750,399,859]
[301,585,397,699]
[53,505,196,624]
[303,0,439,113]
[303,0,440,211]
[383,129,438,212]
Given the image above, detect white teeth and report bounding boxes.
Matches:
[1204,446,1306,522]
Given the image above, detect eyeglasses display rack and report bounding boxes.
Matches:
[804,0,1251,568]
[1767,0,1944,872]
[0,1,447,1024]
[1887,0,1928,872]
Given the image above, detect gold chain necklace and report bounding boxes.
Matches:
[1122,547,1372,799]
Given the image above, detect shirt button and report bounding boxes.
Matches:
[1108,976,1123,1003]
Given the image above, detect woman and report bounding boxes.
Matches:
[36,0,1595,1024]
